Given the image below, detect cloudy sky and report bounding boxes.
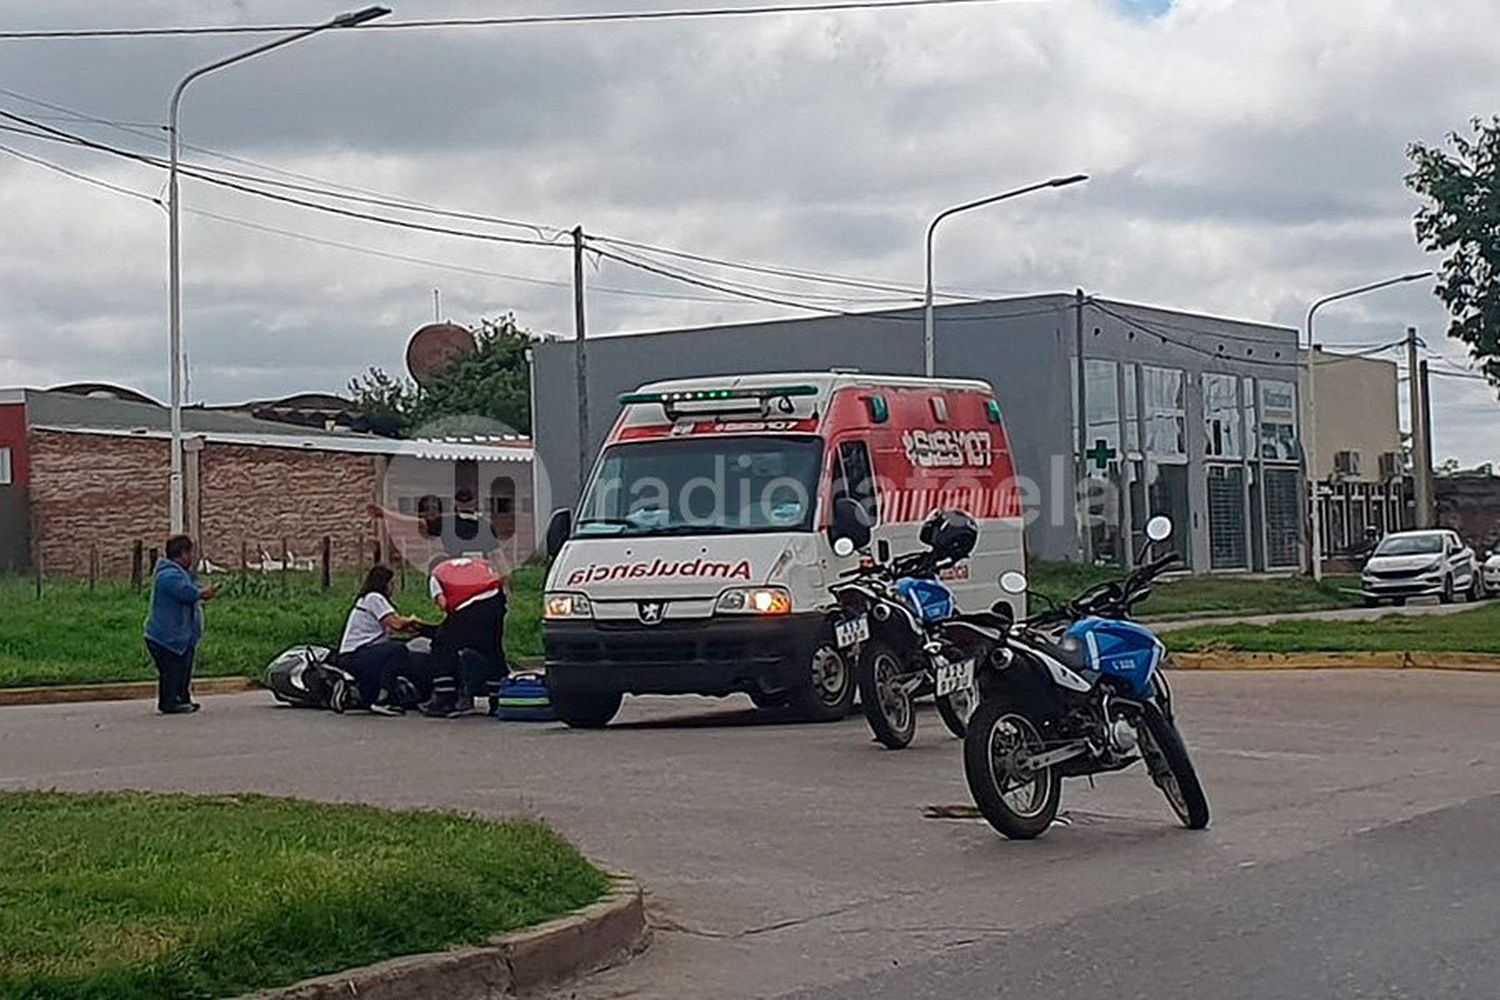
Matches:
[1,0,1498,463]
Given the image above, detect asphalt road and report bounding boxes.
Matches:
[2,669,1497,999]
[788,793,1500,1000]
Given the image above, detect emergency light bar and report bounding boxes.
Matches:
[618,384,820,406]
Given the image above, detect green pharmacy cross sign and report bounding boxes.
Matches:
[1085,438,1117,471]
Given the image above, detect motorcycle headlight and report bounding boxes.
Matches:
[715,587,792,616]
[544,592,593,620]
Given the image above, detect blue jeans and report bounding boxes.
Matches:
[344,639,410,706]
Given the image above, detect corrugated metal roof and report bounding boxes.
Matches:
[29,424,533,463]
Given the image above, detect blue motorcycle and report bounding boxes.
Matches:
[962,517,1210,839]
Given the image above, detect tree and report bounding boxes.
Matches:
[1407,117,1500,389]
[346,314,537,438]
[409,315,535,436]
[347,365,416,437]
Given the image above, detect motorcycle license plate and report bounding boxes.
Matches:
[834,614,870,649]
[935,658,975,698]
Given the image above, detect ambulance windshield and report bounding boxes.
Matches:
[576,435,823,536]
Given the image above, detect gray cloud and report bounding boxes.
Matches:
[1,0,1499,464]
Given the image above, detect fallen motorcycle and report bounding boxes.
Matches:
[962,516,1210,839]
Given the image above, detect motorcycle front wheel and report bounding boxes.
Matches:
[1137,701,1210,830]
[857,641,916,749]
[963,697,1061,840]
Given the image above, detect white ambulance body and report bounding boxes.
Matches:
[541,371,1025,728]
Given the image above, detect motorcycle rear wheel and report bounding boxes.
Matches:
[1137,701,1210,830]
[934,682,977,739]
[963,697,1061,840]
[857,641,916,749]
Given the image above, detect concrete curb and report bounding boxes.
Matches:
[0,676,257,707]
[233,872,649,1000]
[1172,651,1500,672]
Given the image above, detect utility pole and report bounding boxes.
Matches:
[1074,288,1090,563]
[1407,326,1433,529]
[573,225,590,502]
[1419,357,1435,529]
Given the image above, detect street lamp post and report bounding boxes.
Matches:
[1304,270,1433,580]
[165,5,391,532]
[922,173,1087,377]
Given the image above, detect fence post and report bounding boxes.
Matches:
[281,537,290,595]
[88,545,98,592]
[34,548,42,600]
[372,540,382,566]
[321,536,332,591]
[131,540,144,591]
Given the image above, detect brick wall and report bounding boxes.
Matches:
[26,429,535,577]
[28,431,383,576]
[29,430,170,576]
[197,444,379,571]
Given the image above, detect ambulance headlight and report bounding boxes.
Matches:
[715,587,792,616]
[544,592,593,620]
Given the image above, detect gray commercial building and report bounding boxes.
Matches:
[533,293,1307,573]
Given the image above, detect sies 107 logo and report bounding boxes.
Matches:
[901,429,994,468]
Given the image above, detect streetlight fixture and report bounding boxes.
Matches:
[165,5,392,532]
[923,173,1088,376]
[1304,269,1433,580]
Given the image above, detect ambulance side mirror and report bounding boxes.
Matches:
[544,508,573,560]
[830,497,872,554]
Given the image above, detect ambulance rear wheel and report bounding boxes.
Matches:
[553,690,622,729]
[789,642,855,723]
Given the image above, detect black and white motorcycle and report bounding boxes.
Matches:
[829,509,986,749]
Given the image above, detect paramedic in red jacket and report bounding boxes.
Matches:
[415,557,508,718]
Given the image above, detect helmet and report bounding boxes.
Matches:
[429,557,501,612]
[919,509,978,563]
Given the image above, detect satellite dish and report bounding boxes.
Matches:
[406,322,476,386]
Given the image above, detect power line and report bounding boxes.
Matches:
[593,240,1070,324]
[0,0,1036,40]
[0,107,567,250]
[588,233,981,301]
[0,100,1072,324]
[1089,300,1303,370]
[0,140,763,306]
[0,90,980,302]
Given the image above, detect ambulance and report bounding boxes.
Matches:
[541,371,1025,728]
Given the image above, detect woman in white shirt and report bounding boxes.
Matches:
[339,565,421,715]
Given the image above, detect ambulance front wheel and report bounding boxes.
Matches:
[789,641,856,723]
[553,690,623,729]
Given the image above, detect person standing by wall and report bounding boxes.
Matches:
[144,534,216,715]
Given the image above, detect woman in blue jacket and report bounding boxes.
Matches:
[144,535,217,714]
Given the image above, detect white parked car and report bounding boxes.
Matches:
[1482,547,1500,595]
[1360,529,1479,606]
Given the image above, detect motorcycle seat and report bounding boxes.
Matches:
[950,609,1012,629]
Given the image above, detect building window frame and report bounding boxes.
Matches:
[0,446,10,486]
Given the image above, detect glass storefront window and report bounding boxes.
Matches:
[1123,362,1140,456]
[1081,359,1123,565]
[1142,366,1186,458]
[1259,380,1299,462]
[1203,372,1241,459]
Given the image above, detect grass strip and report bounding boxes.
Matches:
[0,791,606,1000]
